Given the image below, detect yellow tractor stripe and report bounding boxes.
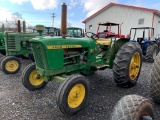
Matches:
[47,45,82,49]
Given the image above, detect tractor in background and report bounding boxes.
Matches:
[0,24,6,55]
[33,27,61,36]
[66,27,84,38]
[129,27,159,62]
[0,21,44,74]
[110,51,160,120]
[21,3,142,115]
[96,22,125,39]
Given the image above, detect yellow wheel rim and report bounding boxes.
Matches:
[5,60,19,72]
[29,69,44,86]
[129,52,141,80]
[68,84,85,108]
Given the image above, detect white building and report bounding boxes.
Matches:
[82,3,160,38]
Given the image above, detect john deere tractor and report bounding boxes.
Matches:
[21,3,142,115]
[0,24,6,55]
[66,27,84,38]
[129,27,159,62]
[0,22,44,74]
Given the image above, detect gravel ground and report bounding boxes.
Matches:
[0,58,160,120]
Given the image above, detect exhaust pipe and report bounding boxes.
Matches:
[2,24,4,33]
[23,21,26,33]
[17,20,21,32]
[61,3,67,38]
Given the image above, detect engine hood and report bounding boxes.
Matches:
[30,36,96,49]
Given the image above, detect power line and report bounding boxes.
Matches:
[51,13,55,27]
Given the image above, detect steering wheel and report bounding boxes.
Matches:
[85,32,99,40]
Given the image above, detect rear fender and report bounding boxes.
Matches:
[108,38,129,68]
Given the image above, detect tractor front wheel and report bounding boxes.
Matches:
[22,62,47,91]
[113,42,142,87]
[110,95,153,120]
[146,43,158,63]
[56,74,90,115]
[1,56,21,74]
[150,52,160,103]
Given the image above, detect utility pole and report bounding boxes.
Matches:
[52,13,55,27]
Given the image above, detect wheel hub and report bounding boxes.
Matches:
[5,60,19,72]
[29,70,44,86]
[129,52,141,80]
[68,84,85,108]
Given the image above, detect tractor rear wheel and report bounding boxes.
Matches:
[110,95,153,120]
[150,52,160,103]
[113,42,142,87]
[56,74,90,115]
[1,56,21,74]
[146,43,158,63]
[22,62,47,91]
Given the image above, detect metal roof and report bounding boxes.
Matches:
[82,2,159,23]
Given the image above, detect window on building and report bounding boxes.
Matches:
[89,25,92,29]
[138,18,144,25]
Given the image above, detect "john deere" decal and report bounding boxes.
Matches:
[47,45,82,49]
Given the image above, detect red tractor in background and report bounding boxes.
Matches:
[86,21,126,47]
[96,22,125,38]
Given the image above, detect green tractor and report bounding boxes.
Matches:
[21,3,143,115]
[0,24,6,55]
[110,53,160,120]
[0,22,44,74]
[66,27,84,38]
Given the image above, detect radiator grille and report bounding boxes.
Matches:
[7,35,16,50]
[32,43,44,68]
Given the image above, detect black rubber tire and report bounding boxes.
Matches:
[0,55,5,63]
[1,56,21,74]
[22,62,47,91]
[56,74,90,115]
[146,43,158,63]
[113,42,142,87]
[150,52,160,103]
[110,95,154,120]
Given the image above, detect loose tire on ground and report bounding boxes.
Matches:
[110,95,154,120]
[146,43,158,63]
[113,42,142,87]
[150,52,160,103]
[56,74,90,115]
[22,62,47,91]
[1,56,21,74]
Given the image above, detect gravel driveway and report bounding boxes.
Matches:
[0,59,160,120]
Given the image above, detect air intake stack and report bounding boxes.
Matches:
[36,25,44,36]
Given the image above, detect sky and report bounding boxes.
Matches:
[0,0,160,29]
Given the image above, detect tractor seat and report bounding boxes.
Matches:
[96,38,112,46]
